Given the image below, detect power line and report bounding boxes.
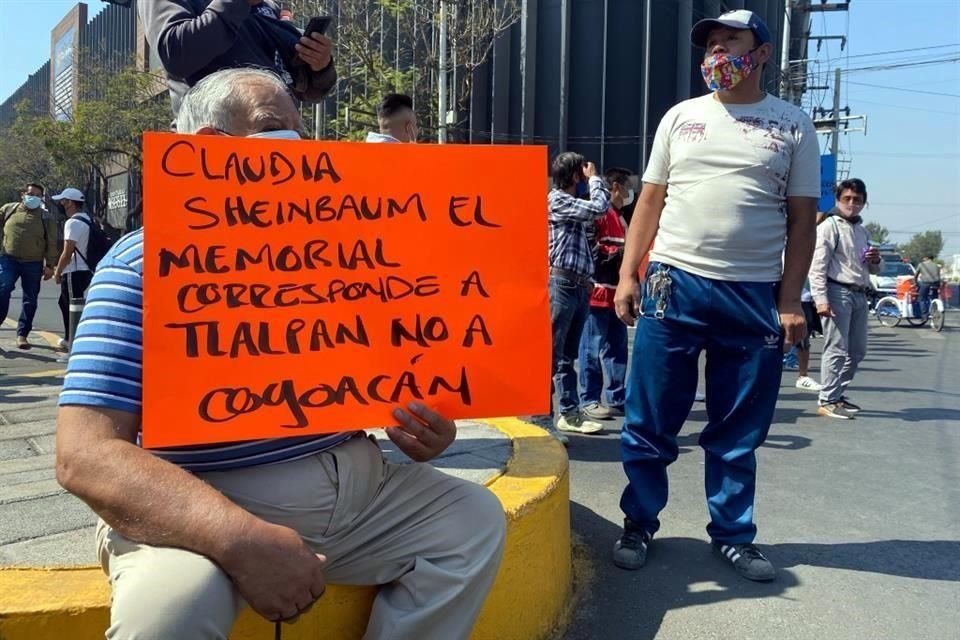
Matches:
[833,43,960,60]
[802,55,960,83]
[845,81,960,98]
[854,151,960,158]
[840,56,960,75]
[852,99,960,115]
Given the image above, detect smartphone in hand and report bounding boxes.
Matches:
[304,16,332,38]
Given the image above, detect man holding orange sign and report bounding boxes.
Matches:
[55,68,527,639]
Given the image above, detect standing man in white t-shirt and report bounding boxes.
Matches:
[52,188,93,349]
[611,10,819,581]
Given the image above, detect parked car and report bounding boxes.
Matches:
[870,259,916,298]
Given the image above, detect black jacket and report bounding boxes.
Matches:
[140,0,337,116]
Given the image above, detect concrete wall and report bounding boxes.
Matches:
[468,0,787,173]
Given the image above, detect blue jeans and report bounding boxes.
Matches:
[0,255,44,337]
[549,274,590,417]
[620,263,784,544]
[917,282,935,316]
[578,306,628,408]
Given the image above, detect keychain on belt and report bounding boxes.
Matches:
[646,265,673,319]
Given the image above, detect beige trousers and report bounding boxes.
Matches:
[96,435,506,640]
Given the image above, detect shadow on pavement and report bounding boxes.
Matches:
[0,375,64,389]
[865,386,960,398]
[1,349,62,364]
[770,540,960,582]
[0,387,49,403]
[561,502,800,640]
[860,408,960,423]
[566,428,813,463]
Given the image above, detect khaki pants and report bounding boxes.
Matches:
[97,435,506,640]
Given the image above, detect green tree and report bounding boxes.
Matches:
[0,102,71,205]
[899,230,945,264]
[288,0,521,141]
[34,63,169,217]
[864,221,889,245]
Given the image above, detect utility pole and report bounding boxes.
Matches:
[779,0,792,104]
[831,67,841,158]
[640,0,652,171]
[438,0,449,144]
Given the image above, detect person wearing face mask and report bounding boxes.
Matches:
[366,93,418,143]
[611,10,820,581]
[50,188,94,351]
[809,179,882,420]
[56,68,505,640]
[578,167,634,421]
[0,183,59,349]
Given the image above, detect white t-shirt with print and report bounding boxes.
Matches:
[62,212,92,274]
[643,93,821,282]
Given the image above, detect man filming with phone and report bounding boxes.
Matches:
[535,153,611,444]
[141,0,337,118]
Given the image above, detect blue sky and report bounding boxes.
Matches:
[1,0,958,256]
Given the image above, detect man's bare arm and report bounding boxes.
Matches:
[56,405,326,622]
[780,196,818,345]
[620,183,667,279]
[781,197,817,305]
[54,239,76,280]
[614,182,667,326]
[57,405,258,557]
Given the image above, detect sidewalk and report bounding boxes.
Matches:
[0,320,513,567]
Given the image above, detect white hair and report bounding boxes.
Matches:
[175,68,292,134]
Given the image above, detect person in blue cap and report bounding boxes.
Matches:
[611,10,820,581]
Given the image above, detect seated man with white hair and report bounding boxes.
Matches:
[56,67,506,640]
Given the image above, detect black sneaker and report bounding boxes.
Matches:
[612,520,651,570]
[713,542,776,582]
[840,397,862,413]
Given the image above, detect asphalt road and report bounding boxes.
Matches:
[554,322,959,640]
[5,288,959,638]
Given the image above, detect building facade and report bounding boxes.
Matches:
[1,0,808,226]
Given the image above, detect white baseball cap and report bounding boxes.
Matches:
[51,187,85,202]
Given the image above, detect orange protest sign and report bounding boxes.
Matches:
[141,133,551,448]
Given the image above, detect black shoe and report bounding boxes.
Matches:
[840,397,862,413]
[612,520,651,570]
[713,542,776,582]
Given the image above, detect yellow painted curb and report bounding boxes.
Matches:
[0,419,570,640]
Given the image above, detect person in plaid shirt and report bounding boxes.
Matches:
[539,152,610,444]
[578,167,633,422]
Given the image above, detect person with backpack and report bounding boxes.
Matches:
[52,188,103,349]
[0,183,58,349]
[808,179,883,419]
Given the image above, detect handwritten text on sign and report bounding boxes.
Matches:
[141,133,550,448]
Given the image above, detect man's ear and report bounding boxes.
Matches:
[757,42,774,65]
[196,126,221,136]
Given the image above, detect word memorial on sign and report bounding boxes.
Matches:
[142,133,550,448]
